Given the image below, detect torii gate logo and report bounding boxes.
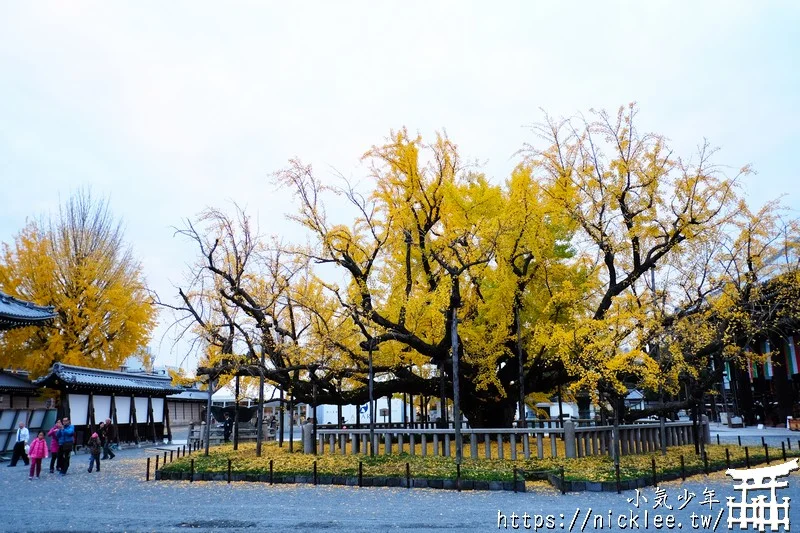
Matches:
[726,458,798,531]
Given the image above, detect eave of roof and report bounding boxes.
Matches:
[34,363,184,395]
[0,291,57,330]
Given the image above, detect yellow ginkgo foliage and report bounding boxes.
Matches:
[0,191,157,377]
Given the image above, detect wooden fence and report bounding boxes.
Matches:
[314,419,707,460]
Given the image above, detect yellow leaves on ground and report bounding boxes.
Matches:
[162,442,800,484]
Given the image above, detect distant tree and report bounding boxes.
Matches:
[0,190,157,376]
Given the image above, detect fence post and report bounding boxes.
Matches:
[702,451,709,475]
[680,455,685,481]
[227,459,231,484]
[155,455,159,473]
[615,463,621,494]
[764,443,770,465]
[406,462,410,489]
[313,460,318,485]
[745,447,750,468]
[564,420,576,458]
[651,458,657,486]
[782,442,787,462]
[725,448,730,469]
[146,457,150,482]
[737,435,741,447]
[513,466,517,493]
[457,463,461,492]
[358,461,363,487]
[190,458,194,482]
[716,434,720,445]
[170,450,174,463]
[560,466,565,495]
[269,459,273,485]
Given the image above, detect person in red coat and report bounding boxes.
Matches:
[27,431,49,480]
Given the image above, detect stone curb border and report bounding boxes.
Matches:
[155,470,526,492]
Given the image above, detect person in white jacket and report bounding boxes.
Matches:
[7,421,30,467]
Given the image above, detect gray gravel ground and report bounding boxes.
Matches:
[1,435,799,532]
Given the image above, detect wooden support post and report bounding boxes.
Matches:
[130,394,139,445]
[406,462,410,488]
[110,394,118,447]
[651,457,657,486]
[227,459,231,484]
[146,457,150,481]
[190,458,194,482]
[164,399,172,444]
[87,392,96,436]
[147,395,157,443]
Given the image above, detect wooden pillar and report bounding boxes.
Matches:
[130,394,139,444]
[163,398,172,443]
[87,392,96,435]
[59,390,71,420]
[147,395,157,443]
[110,394,119,445]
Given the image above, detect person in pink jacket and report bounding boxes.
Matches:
[47,421,62,474]
[27,431,49,480]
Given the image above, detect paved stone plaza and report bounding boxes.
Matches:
[1,434,799,532]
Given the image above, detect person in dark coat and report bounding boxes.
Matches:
[56,417,75,476]
[99,420,116,459]
[87,432,102,473]
[223,413,233,443]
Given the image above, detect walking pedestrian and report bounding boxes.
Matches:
[87,432,101,473]
[7,421,30,467]
[223,413,233,443]
[56,417,75,476]
[100,419,115,459]
[47,421,62,473]
[27,431,49,480]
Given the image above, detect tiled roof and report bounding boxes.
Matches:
[34,363,183,395]
[167,388,208,401]
[0,370,38,392]
[0,291,57,330]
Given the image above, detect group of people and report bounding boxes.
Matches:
[6,417,117,479]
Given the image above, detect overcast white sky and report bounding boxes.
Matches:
[1,2,798,370]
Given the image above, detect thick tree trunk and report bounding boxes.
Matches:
[460,395,517,428]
